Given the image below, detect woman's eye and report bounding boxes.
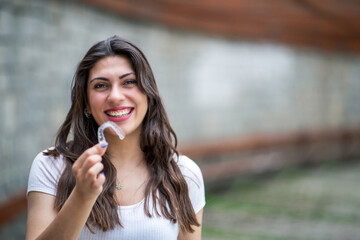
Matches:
[94,83,107,89]
[123,80,137,86]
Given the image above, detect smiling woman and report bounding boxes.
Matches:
[25,36,205,240]
[86,55,148,139]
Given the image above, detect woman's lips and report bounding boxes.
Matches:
[105,107,134,122]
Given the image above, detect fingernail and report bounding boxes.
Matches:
[101,142,108,148]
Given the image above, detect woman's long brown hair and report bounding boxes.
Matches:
[44,36,199,233]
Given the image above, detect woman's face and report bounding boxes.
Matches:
[87,55,148,140]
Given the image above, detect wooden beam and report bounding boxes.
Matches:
[0,190,27,227]
[179,128,360,158]
[81,0,360,54]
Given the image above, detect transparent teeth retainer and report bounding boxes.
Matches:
[97,121,125,143]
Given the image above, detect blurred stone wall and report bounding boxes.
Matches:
[1,0,360,203]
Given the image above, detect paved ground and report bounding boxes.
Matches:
[202,159,360,240]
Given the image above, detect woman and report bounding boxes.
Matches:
[26,36,205,240]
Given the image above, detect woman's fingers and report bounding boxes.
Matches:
[86,161,104,183]
[81,155,102,178]
[89,164,106,189]
[93,172,106,188]
[72,141,108,173]
[71,142,108,196]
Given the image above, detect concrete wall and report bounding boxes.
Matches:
[1,0,360,203]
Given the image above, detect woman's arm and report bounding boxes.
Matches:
[26,189,99,240]
[25,142,108,240]
[26,192,57,240]
[178,208,204,240]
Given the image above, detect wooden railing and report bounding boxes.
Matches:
[179,128,360,183]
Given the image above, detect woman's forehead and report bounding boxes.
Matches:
[89,56,134,78]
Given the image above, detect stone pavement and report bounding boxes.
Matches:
[202,160,360,240]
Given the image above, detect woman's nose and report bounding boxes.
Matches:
[107,86,125,103]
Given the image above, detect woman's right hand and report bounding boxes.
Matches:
[26,142,109,240]
[72,141,108,200]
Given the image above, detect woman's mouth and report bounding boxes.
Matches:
[105,108,133,121]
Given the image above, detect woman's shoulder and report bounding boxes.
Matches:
[176,155,200,171]
[31,147,66,172]
[34,147,63,160]
[27,148,66,196]
[176,155,203,186]
[176,155,206,212]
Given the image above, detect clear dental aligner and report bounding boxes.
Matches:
[97,121,125,143]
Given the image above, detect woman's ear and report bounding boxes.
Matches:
[84,108,91,118]
[84,104,92,118]
[86,104,92,114]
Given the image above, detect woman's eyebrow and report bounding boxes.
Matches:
[119,72,135,79]
[89,77,108,83]
[89,72,135,84]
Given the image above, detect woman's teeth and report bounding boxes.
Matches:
[106,109,131,117]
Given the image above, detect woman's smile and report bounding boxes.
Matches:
[104,107,134,122]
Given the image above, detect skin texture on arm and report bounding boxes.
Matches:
[26,190,97,240]
[25,142,107,240]
[26,192,57,240]
[178,208,204,240]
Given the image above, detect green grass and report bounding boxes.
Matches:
[206,193,360,224]
[203,226,320,240]
[202,160,360,240]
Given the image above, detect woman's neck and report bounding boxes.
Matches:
[105,131,145,170]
